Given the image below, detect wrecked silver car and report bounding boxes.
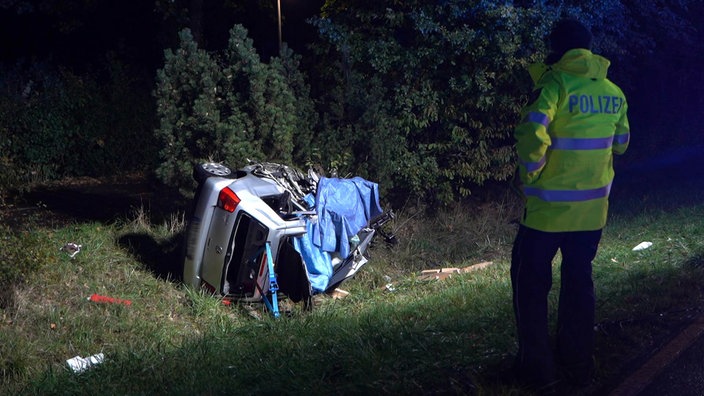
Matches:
[182,161,393,316]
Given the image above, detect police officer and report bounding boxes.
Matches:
[511,18,630,391]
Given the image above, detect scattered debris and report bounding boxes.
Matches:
[417,261,494,281]
[381,261,494,291]
[329,288,350,299]
[66,353,104,373]
[60,242,82,258]
[632,241,653,251]
[88,293,132,306]
[419,267,461,281]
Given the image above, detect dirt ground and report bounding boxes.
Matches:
[0,173,186,230]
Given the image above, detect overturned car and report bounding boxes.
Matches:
[182,161,394,316]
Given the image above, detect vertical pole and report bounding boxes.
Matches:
[277,0,282,53]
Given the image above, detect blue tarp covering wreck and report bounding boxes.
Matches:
[293,176,383,292]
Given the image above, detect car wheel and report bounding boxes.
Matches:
[193,162,232,183]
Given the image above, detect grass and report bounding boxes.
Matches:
[1,182,704,395]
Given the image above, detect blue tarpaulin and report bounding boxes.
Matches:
[293,176,383,292]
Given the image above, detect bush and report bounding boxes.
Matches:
[309,2,547,205]
[154,26,317,197]
[0,59,157,195]
[308,0,634,206]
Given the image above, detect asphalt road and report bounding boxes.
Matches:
[641,332,704,395]
[605,314,704,396]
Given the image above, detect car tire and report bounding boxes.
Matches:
[193,162,233,183]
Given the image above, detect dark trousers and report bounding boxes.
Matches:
[510,224,602,386]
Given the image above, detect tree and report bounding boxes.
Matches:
[154,26,317,196]
[311,1,550,205]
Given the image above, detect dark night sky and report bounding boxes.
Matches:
[0,1,324,75]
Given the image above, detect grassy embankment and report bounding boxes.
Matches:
[1,175,703,395]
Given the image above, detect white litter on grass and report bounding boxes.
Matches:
[632,241,653,251]
[60,242,82,258]
[66,353,104,373]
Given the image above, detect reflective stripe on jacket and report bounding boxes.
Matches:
[515,49,630,232]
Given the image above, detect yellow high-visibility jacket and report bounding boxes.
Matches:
[515,49,630,232]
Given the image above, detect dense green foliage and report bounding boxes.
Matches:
[308,0,663,204]
[308,0,703,204]
[1,0,703,206]
[311,1,545,204]
[151,0,647,205]
[154,27,317,196]
[0,60,155,196]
